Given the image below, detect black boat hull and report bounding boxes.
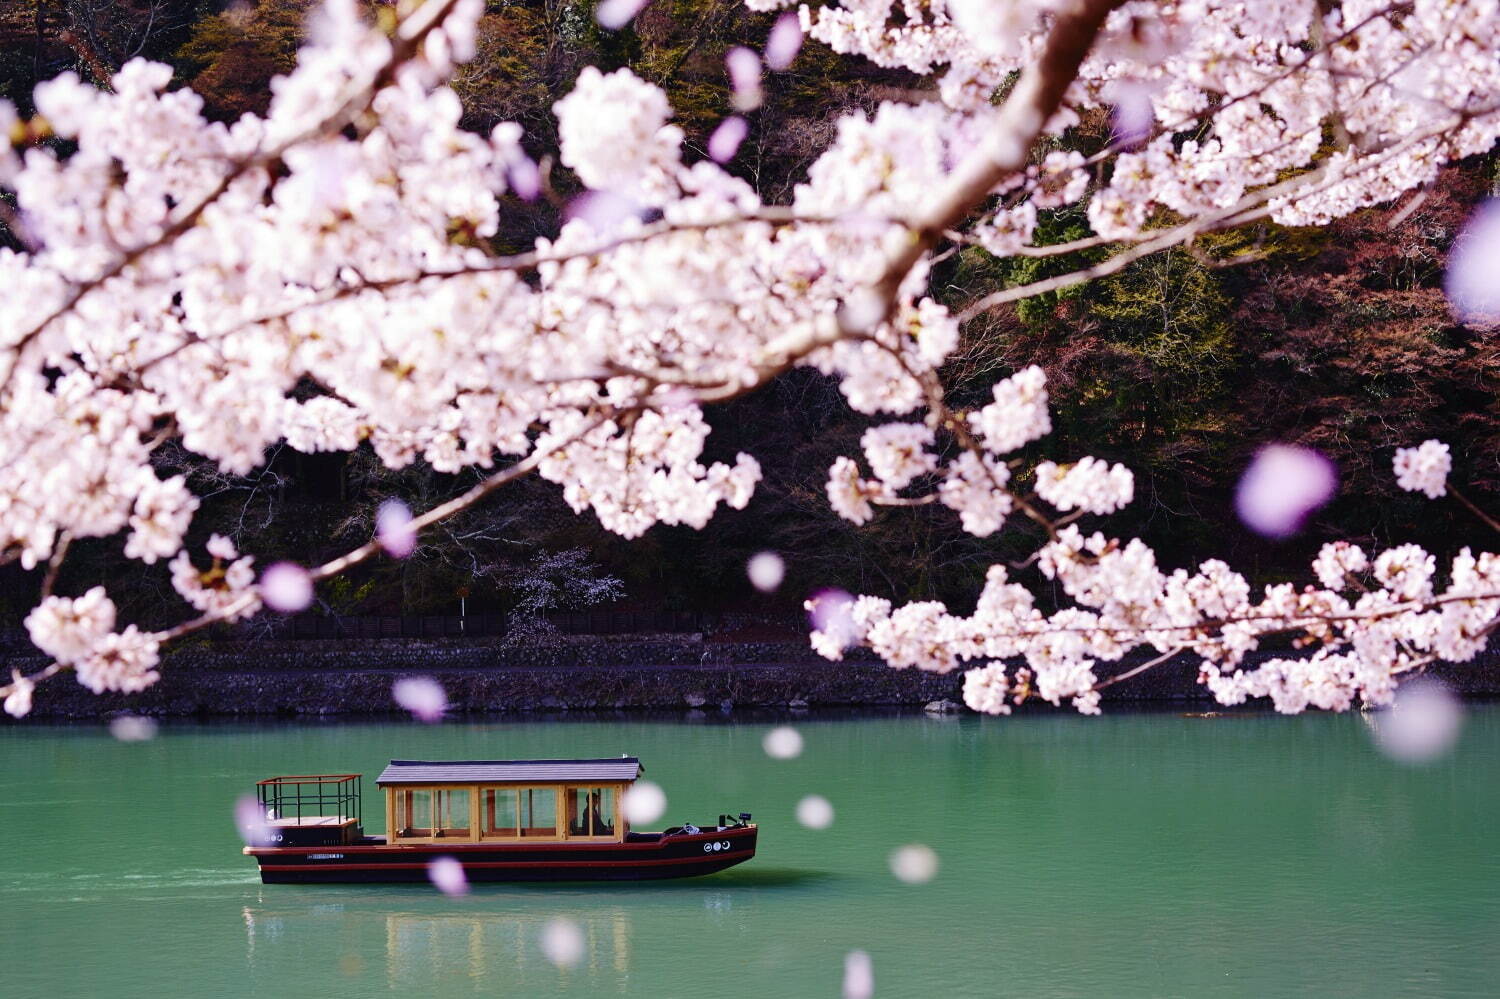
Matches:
[246,826,757,883]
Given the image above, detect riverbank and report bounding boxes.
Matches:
[11,634,1500,719]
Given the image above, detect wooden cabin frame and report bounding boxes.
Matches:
[375,759,642,846]
[382,783,632,844]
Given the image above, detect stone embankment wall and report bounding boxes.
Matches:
[13,635,1500,719]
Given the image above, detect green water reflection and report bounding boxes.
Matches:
[3,709,1499,997]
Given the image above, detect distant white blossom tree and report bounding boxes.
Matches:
[3,0,1500,718]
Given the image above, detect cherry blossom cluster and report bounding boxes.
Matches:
[764,0,1500,241]
[810,409,1500,717]
[2,0,1498,717]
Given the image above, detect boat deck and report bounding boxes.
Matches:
[269,815,356,828]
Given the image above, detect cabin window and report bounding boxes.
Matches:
[396,788,470,838]
[566,786,617,837]
[482,788,520,837]
[518,787,558,837]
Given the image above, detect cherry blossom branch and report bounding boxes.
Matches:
[0,0,470,393]
[862,0,1123,324]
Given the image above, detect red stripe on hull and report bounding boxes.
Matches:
[259,848,755,873]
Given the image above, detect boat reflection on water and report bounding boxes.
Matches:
[241,899,635,991]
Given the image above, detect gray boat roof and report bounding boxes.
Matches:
[375,757,642,786]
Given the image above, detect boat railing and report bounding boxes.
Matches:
[256,774,363,827]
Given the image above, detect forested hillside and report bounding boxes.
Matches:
[2,0,1496,629]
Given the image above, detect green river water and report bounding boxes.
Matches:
[3,709,1499,998]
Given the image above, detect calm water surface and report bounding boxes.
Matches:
[3,709,1499,998]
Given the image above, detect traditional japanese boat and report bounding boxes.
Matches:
[242,757,757,883]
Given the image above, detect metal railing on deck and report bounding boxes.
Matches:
[256,774,362,826]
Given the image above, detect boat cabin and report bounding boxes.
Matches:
[377,757,641,845]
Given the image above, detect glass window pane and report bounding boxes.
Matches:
[483,788,518,837]
[520,787,557,837]
[436,789,470,837]
[399,790,434,837]
[568,788,589,835]
[595,787,616,836]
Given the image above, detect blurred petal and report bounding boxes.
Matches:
[796,794,834,829]
[764,13,803,71]
[746,550,784,591]
[260,562,313,613]
[541,918,585,968]
[376,499,416,558]
[622,780,667,824]
[393,676,447,722]
[596,0,650,30]
[1373,679,1462,764]
[763,725,803,759]
[889,843,939,884]
[708,116,749,164]
[1446,199,1500,326]
[427,856,469,897]
[1235,444,1336,538]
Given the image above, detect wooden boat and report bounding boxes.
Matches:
[242,757,757,883]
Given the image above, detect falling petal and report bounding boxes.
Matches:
[764,12,803,70]
[393,676,447,723]
[234,794,273,847]
[763,725,804,759]
[726,47,763,112]
[541,918,586,968]
[427,856,469,897]
[1109,79,1155,148]
[108,715,158,742]
[566,190,642,233]
[1235,444,1337,538]
[376,499,416,558]
[1373,679,1462,764]
[889,843,939,884]
[838,286,886,333]
[796,794,834,829]
[746,551,784,592]
[595,0,650,30]
[708,116,749,163]
[622,780,667,824]
[807,588,856,651]
[507,156,541,201]
[1445,199,1500,326]
[260,562,313,613]
[843,950,874,999]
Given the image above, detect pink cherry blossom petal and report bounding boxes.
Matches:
[108,714,158,742]
[1446,199,1500,326]
[726,47,763,112]
[764,13,803,71]
[393,676,447,723]
[1373,679,1462,764]
[1235,444,1337,538]
[763,725,803,759]
[506,156,541,201]
[621,780,667,824]
[260,561,313,613]
[889,843,939,884]
[595,0,651,30]
[796,794,834,829]
[565,190,641,233]
[376,499,417,558]
[807,588,856,651]
[541,918,586,968]
[1109,80,1155,148]
[427,856,469,896]
[234,793,274,847]
[843,950,874,999]
[746,550,784,591]
[708,116,749,163]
